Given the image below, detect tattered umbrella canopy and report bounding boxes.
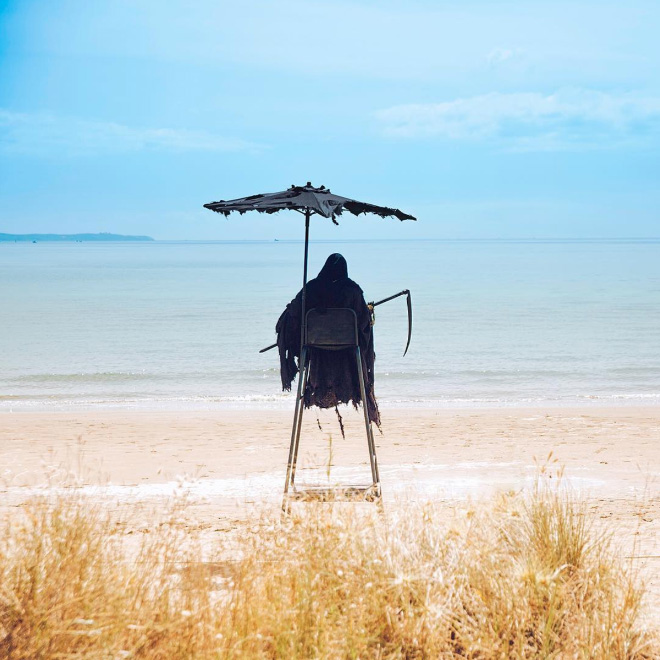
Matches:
[204,182,416,353]
[203,182,416,223]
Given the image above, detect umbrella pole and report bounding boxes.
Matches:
[300,208,310,354]
[282,209,311,512]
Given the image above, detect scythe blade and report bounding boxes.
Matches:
[404,289,412,357]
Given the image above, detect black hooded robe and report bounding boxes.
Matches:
[276,254,381,427]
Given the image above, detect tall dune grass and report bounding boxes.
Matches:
[0,482,656,658]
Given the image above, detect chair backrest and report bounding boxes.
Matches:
[305,308,358,349]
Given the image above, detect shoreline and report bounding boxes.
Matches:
[2,398,659,414]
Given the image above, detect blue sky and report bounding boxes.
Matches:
[1,0,659,239]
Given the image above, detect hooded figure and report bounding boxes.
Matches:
[276,253,380,427]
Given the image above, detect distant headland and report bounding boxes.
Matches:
[0,232,155,242]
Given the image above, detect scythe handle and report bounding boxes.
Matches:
[368,289,410,308]
[367,289,413,357]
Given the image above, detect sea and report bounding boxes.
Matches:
[1,239,659,412]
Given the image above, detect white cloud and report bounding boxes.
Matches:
[375,89,660,150]
[0,111,263,156]
[487,48,516,65]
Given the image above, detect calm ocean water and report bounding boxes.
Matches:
[1,239,659,411]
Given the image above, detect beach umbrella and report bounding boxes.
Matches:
[203,182,416,348]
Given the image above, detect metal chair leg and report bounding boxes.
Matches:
[290,356,310,489]
[282,347,308,513]
[367,423,381,487]
[356,347,381,498]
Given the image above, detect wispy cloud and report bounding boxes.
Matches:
[486,48,519,66]
[376,89,660,150]
[0,111,263,156]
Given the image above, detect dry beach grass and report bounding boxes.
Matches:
[0,471,657,659]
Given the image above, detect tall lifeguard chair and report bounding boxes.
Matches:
[282,307,381,513]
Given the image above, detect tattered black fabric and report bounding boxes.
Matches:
[204,183,416,223]
[276,254,380,428]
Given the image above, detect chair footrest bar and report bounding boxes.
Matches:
[290,484,381,502]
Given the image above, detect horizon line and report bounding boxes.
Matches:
[153,236,660,243]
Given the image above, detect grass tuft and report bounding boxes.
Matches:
[0,482,656,658]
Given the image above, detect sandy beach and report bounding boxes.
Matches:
[1,405,658,618]
[2,406,657,502]
[2,406,658,491]
[1,406,657,533]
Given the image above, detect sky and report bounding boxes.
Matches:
[1,0,659,240]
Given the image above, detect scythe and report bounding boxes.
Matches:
[367,289,413,357]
